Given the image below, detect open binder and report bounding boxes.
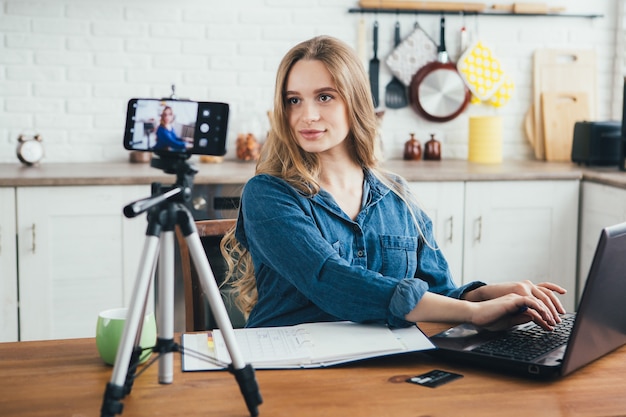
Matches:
[181,321,435,371]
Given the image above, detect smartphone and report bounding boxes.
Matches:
[123,98,229,156]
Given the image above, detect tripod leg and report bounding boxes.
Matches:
[185,231,262,416]
[185,231,246,367]
[101,235,160,417]
[157,230,175,384]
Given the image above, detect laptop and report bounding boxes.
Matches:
[430,221,626,379]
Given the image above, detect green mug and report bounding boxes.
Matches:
[96,307,157,366]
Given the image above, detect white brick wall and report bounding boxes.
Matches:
[0,0,621,163]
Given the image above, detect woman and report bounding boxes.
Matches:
[222,35,566,330]
[154,106,191,152]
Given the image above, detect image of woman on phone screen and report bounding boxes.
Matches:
[154,106,192,152]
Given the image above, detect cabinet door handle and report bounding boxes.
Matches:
[474,216,482,243]
[0,225,2,255]
[31,223,36,254]
[446,216,454,242]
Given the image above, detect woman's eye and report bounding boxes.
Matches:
[286,97,300,105]
[319,94,332,102]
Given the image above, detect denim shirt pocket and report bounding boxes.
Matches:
[331,240,344,258]
[380,235,418,278]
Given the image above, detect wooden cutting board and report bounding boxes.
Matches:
[359,0,486,11]
[532,49,596,160]
[541,92,590,162]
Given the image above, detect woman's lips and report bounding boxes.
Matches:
[299,129,325,141]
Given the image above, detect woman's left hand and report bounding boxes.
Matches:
[463,280,567,324]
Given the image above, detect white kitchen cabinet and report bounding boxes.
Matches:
[16,185,149,341]
[463,181,579,311]
[578,182,626,302]
[408,182,464,283]
[0,188,18,342]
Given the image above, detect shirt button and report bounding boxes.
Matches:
[353,224,360,232]
[357,250,364,257]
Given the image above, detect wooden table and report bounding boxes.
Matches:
[1,323,626,417]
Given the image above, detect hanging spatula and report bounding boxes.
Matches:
[385,21,408,109]
[369,20,380,108]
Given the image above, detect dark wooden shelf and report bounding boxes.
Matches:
[348,7,603,19]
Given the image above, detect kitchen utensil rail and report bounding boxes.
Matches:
[348,8,602,18]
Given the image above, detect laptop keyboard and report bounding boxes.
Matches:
[472,315,575,362]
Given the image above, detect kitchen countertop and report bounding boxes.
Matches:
[0,159,625,188]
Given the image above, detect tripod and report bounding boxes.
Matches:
[100,154,262,417]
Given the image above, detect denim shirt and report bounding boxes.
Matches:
[235,170,484,328]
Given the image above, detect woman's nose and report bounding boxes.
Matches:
[301,103,320,123]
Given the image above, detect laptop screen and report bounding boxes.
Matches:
[561,222,626,375]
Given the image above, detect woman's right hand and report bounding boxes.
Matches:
[468,293,558,331]
[463,280,566,323]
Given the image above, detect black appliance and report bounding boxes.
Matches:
[571,121,622,166]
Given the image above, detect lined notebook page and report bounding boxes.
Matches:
[212,326,312,366]
[181,321,434,370]
[301,321,404,361]
[212,322,403,366]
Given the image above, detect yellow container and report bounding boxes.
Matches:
[468,116,502,164]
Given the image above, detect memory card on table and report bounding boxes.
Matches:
[406,369,463,388]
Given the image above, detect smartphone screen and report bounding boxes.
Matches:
[123,98,229,156]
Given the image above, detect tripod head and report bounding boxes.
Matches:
[123,152,197,219]
[150,151,197,177]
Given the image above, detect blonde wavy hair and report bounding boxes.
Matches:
[221,36,421,317]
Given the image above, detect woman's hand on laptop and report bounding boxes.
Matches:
[468,293,562,331]
[463,280,567,322]
[405,283,565,331]
[464,281,567,331]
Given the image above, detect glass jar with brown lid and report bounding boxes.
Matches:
[424,133,441,161]
[403,133,422,161]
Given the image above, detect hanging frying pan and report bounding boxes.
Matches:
[409,17,470,122]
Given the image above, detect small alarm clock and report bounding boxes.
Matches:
[16,134,45,166]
